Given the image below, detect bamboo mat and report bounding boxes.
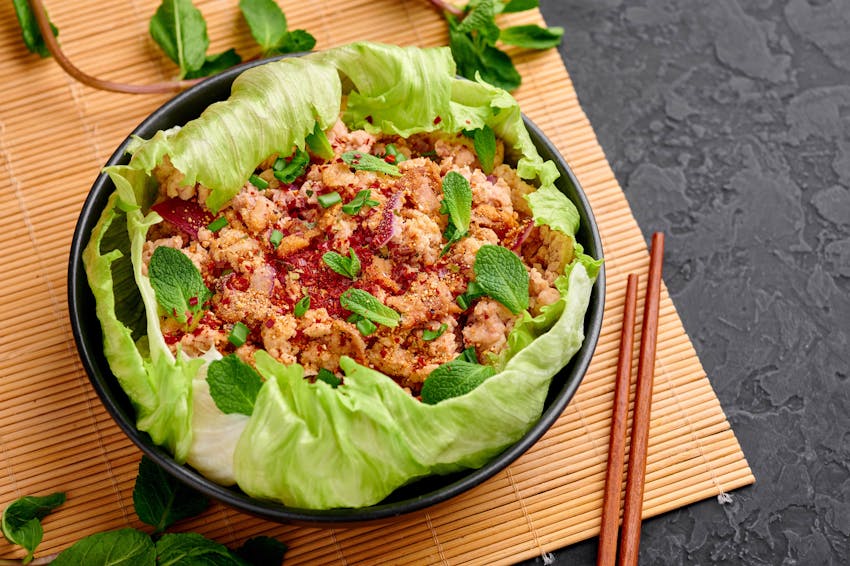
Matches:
[0,1,753,563]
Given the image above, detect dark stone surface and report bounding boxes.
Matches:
[529,1,850,564]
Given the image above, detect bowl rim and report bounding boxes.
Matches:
[67,55,606,525]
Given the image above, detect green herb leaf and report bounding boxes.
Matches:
[440,171,473,255]
[184,48,242,79]
[148,246,211,324]
[422,323,448,341]
[501,0,538,13]
[342,190,380,215]
[276,29,317,54]
[149,0,210,79]
[1,492,65,564]
[236,536,288,566]
[155,532,247,565]
[228,321,250,347]
[473,245,529,314]
[473,125,496,174]
[316,368,341,388]
[51,528,155,566]
[340,288,401,327]
[132,456,208,533]
[499,25,564,49]
[323,248,361,279]
[207,354,264,415]
[294,294,310,317]
[12,0,59,58]
[420,360,496,404]
[456,0,500,42]
[272,148,310,183]
[239,0,288,54]
[341,151,402,177]
[306,122,334,160]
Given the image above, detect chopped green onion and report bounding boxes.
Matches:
[317,191,342,208]
[460,347,478,363]
[384,143,407,163]
[249,174,269,190]
[269,229,283,249]
[422,323,448,341]
[316,368,341,388]
[273,157,286,171]
[207,217,228,232]
[294,294,310,317]
[355,318,377,336]
[228,322,249,347]
[456,294,470,310]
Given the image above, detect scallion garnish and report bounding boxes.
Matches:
[228,322,249,347]
[207,217,228,232]
[355,318,377,336]
[249,174,269,190]
[294,294,310,317]
[317,191,342,208]
[269,229,283,249]
[422,323,448,341]
[316,368,341,388]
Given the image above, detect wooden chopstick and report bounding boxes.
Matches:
[618,232,665,566]
[596,273,639,566]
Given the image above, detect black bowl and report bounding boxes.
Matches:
[67,57,605,525]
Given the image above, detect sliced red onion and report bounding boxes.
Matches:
[151,198,213,238]
[372,192,401,248]
[511,221,535,252]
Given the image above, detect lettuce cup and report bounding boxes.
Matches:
[69,42,604,519]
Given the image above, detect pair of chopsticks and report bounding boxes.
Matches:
[597,232,665,566]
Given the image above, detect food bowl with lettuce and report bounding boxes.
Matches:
[68,42,604,523]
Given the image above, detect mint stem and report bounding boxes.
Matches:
[27,0,200,94]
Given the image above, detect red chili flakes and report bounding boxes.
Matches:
[365,115,373,124]
[433,116,442,125]
[188,296,199,307]
[384,154,396,164]
[265,318,275,328]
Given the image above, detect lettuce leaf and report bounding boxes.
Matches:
[83,42,600,509]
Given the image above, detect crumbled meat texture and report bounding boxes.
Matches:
[147,120,572,394]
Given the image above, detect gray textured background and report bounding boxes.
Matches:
[532,0,850,564]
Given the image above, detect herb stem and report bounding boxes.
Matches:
[27,0,199,94]
[425,0,464,16]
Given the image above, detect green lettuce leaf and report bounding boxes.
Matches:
[83,42,600,509]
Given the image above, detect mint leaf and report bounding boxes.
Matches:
[51,528,155,566]
[316,368,341,388]
[156,532,247,566]
[276,29,316,54]
[501,0,538,13]
[273,148,310,183]
[133,456,208,533]
[306,123,334,160]
[148,246,211,324]
[340,288,401,327]
[472,245,529,314]
[1,492,65,564]
[207,354,264,415]
[342,190,380,215]
[293,294,310,317]
[422,323,448,341]
[421,360,496,404]
[184,48,242,79]
[440,171,473,255]
[236,536,288,566]
[239,0,288,54]
[341,151,402,177]
[456,0,500,43]
[500,25,564,49]
[149,0,210,79]
[12,0,59,58]
[323,248,361,280]
[473,125,496,173]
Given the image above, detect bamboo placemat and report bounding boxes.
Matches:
[0,1,753,563]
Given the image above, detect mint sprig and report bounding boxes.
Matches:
[340,288,401,328]
[1,492,65,564]
[440,171,473,255]
[12,0,58,58]
[342,190,380,215]
[207,354,264,415]
[239,0,316,56]
[341,151,402,177]
[458,245,530,314]
[148,246,211,324]
[133,456,208,534]
[323,248,361,280]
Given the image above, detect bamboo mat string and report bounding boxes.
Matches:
[505,466,549,564]
[425,512,449,565]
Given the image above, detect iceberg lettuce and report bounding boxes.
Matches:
[83,42,599,509]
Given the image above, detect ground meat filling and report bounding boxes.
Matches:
[146,121,572,393]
